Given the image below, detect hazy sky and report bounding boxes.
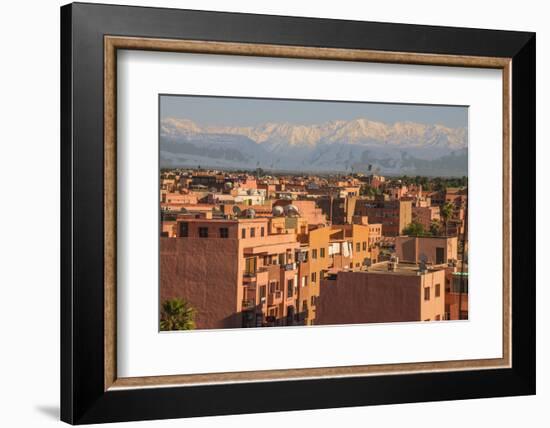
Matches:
[160,94,468,129]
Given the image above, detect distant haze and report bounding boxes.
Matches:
[160,95,468,177]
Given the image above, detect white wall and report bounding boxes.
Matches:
[0,0,546,427]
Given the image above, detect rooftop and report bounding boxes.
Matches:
[369,262,446,275]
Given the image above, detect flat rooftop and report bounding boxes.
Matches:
[351,262,447,276]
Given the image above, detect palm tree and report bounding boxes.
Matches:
[440,201,454,236]
[160,298,197,331]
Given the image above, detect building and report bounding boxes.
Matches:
[412,205,440,230]
[273,199,328,227]
[316,262,446,324]
[395,236,458,265]
[160,216,301,329]
[445,271,468,320]
[354,199,412,236]
[295,224,372,325]
[316,196,357,225]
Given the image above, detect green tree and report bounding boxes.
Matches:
[429,219,442,236]
[403,221,430,237]
[160,298,197,331]
[440,201,454,236]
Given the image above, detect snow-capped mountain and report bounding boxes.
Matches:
[160,117,468,176]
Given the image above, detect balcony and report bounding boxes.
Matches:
[243,267,269,284]
[283,263,297,271]
[268,290,283,306]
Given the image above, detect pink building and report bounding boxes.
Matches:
[395,236,458,265]
[412,206,440,230]
[161,217,301,329]
[316,263,446,324]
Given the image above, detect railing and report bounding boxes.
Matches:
[283,263,297,271]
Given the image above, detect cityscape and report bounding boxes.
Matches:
[159,96,468,331]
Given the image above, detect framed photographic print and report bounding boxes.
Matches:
[60,2,536,424]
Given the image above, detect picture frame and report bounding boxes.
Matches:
[61,2,535,424]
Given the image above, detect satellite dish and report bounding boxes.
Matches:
[245,208,256,219]
[284,204,300,217]
[232,206,242,216]
[272,206,284,217]
[419,254,428,264]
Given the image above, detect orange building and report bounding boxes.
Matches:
[295,224,371,325]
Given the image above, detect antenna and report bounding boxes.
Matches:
[232,206,242,217]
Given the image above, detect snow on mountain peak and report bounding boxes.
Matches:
[161,117,467,149]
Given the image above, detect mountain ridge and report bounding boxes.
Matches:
[160,117,468,176]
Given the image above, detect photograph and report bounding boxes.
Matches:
[159,95,469,330]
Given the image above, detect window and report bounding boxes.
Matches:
[245,257,256,275]
[311,295,316,306]
[259,285,266,298]
[356,242,361,252]
[279,254,285,265]
[219,227,229,238]
[311,272,317,283]
[304,276,309,286]
[287,280,293,297]
[198,227,208,238]
[179,222,189,237]
[250,227,255,238]
[312,249,318,259]
[260,226,265,237]
[362,241,367,251]
[435,283,441,297]
[241,228,246,239]
[320,247,325,258]
[424,287,430,301]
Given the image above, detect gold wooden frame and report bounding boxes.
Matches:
[104,36,512,391]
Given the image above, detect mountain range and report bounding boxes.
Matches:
[160,117,468,176]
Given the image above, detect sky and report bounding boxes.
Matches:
[160,94,468,129]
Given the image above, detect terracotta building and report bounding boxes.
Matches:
[445,271,468,320]
[412,205,440,230]
[395,236,458,265]
[316,195,357,225]
[354,199,412,236]
[316,263,446,325]
[161,216,302,329]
